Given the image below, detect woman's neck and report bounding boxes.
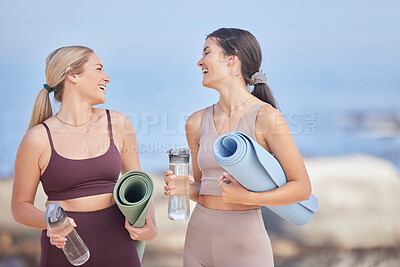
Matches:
[57,101,94,125]
[57,84,95,124]
[217,82,255,115]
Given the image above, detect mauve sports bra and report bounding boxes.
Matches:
[197,102,266,196]
[40,109,121,201]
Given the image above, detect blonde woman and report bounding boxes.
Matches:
[164,28,312,267]
[12,46,157,267]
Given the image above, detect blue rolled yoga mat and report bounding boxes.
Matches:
[213,132,319,226]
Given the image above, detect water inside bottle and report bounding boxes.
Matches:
[169,163,189,195]
[169,195,190,220]
[169,163,190,220]
[169,176,189,195]
[63,229,90,266]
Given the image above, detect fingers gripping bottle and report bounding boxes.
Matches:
[45,202,90,266]
[167,148,190,220]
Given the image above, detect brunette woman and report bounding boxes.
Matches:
[165,28,311,267]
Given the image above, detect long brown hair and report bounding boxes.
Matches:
[27,46,94,130]
[207,28,277,108]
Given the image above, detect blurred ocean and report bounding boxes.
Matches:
[1,1,399,177]
[1,63,399,177]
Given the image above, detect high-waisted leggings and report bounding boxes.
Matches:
[39,204,141,267]
[183,204,274,267]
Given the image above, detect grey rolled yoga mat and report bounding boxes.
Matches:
[213,132,319,226]
[113,170,153,261]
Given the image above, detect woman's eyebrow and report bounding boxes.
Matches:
[94,63,104,68]
[203,46,210,52]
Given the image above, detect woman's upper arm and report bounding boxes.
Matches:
[114,111,141,174]
[185,110,203,182]
[12,127,45,212]
[256,105,311,191]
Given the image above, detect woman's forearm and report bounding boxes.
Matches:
[247,180,311,207]
[12,202,47,230]
[189,182,201,202]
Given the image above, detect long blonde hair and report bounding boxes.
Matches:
[27,46,94,130]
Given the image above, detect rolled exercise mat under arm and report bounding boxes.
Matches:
[113,170,154,261]
[213,132,319,226]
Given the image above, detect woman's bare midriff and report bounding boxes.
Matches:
[198,195,260,211]
[46,193,115,212]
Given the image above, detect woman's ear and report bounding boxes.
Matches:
[228,55,241,76]
[65,67,78,84]
[227,55,239,66]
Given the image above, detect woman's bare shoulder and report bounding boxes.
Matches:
[19,124,49,153]
[94,108,130,126]
[257,103,285,126]
[185,108,207,133]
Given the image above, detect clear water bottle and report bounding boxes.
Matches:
[45,202,90,266]
[167,148,190,220]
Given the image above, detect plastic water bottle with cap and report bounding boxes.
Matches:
[45,202,90,266]
[167,148,190,220]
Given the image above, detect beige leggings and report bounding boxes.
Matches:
[183,204,274,267]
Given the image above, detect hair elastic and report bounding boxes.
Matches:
[249,70,267,86]
[43,84,53,93]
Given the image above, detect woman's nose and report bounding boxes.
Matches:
[197,58,203,67]
[104,73,111,83]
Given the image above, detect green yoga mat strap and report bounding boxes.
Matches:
[113,170,154,262]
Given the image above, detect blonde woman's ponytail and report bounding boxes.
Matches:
[27,88,53,130]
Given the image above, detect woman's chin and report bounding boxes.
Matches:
[92,98,105,106]
[202,79,212,88]
[202,81,217,90]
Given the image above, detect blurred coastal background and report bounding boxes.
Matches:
[1,0,399,266]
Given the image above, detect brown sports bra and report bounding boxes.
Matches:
[40,109,121,201]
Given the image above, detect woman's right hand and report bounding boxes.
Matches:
[164,170,175,195]
[47,217,77,249]
[164,170,195,195]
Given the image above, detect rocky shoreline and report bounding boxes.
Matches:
[1,154,400,267]
[2,231,399,267]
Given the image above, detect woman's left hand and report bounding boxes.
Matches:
[124,212,158,241]
[217,172,253,205]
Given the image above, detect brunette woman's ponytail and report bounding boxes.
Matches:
[251,83,276,108]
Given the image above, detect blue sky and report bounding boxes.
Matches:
[0,0,399,175]
[1,0,398,112]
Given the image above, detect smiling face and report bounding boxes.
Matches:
[197,37,232,89]
[75,53,110,105]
